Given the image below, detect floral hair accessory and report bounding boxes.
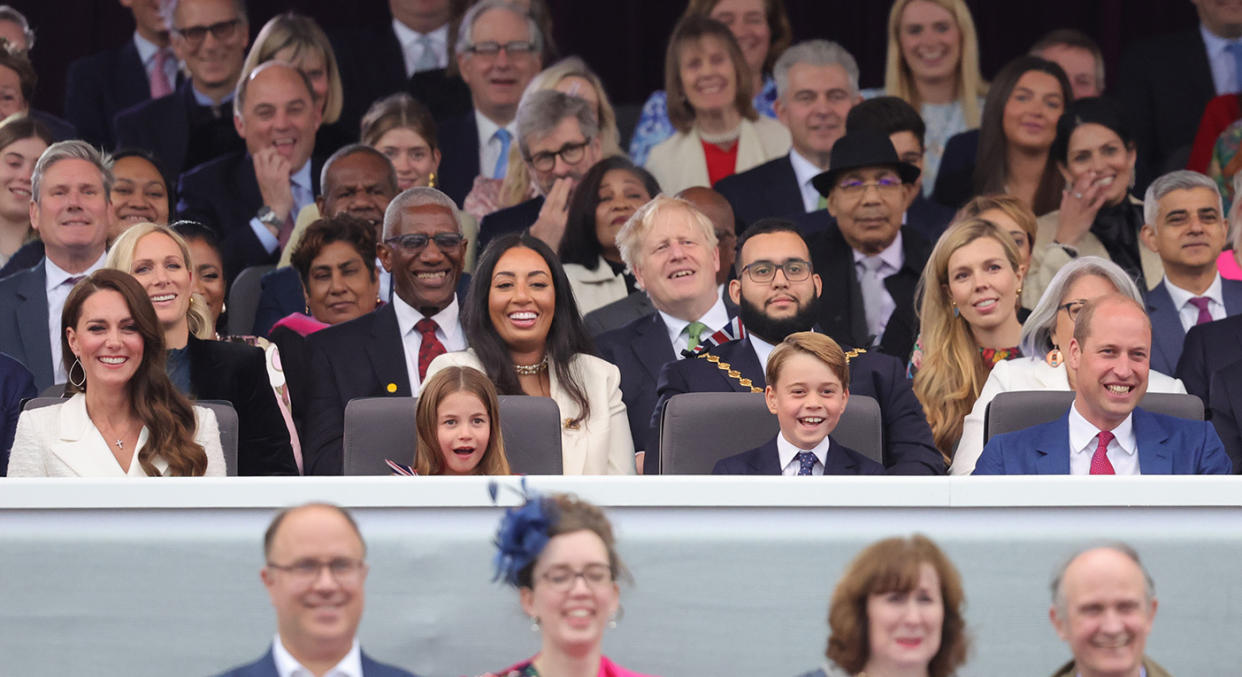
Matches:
[490,479,557,587]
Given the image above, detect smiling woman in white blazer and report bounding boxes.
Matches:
[423,233,635,475]
[644,14,791,195]
[7,269,224,477]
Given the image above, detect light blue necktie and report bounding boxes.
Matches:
[1227,43,1242,92]
[492,128,511,179]
[414,34,438,73]
[796,451,817,476]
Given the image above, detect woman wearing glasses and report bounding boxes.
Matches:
[950,257,1188,475]
[644,14,790,196]
[488,492,655,677]
[424,234,636,475]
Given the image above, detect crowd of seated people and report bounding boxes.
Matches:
[2,0,1242,479]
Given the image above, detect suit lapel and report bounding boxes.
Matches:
[824,436,859,474]
[48,396,126,477]
[747,437,782,474]
[633,314,676,381]
[1145,282,1184,372]
[711,339,766,392]
[117,41,150,103]
[1034,414,1073,474]
[1133,408,1172,474]
[775,155,806,215]
[368,305,412,396]
[15,265,52,387]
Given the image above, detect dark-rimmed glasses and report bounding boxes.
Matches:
[266,557,366,585]
[527,140,591,172]
[834,175,903,198]
[1058,299,1088,322]
[174,18,242,46]
[741,259,812,283]
[465,41,537,58]
[539,564,613,591]
[383,232,465,253]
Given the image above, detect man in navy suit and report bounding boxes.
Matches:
[214,503,417,677]
[113,0,248,176]
[434,1,542,205]
[301,188,468,475]
[975,294,1230,475]
[64,0,179,149]
[0,141,111,391]
[1139,170,1242,375]
[1206,356,1242,474]
[714,40,860,229]
[177,61,324,285]
[652,219,944,475]
[1178,313,1242,405]
[596,195,732,470]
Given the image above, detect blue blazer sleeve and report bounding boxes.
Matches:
[972,436,1007,475]
[1197,421,1232,474]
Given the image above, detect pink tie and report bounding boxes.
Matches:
[150,48,174,99]
[1188,296,1213,325]
[1089,431,1115,475]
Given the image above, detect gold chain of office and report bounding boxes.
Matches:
[697,348,866,393]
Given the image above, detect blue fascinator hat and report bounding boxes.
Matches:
[490,479,559,587]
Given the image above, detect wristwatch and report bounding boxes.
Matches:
[256,205,283,229]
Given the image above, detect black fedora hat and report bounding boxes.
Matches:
[810,130,922,198]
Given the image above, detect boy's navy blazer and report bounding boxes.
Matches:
[712,434,886,475]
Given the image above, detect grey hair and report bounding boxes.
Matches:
[321,143,398,196]
[1143,169,1222,230]
[515,89,599,158]
[0,5,35,51]
[1050,542,1156,619]
[162,0,249,33]
[233,60,315,118]
[1019,256,1141,356]
[455,0,543,56]
[616,194,718,278]
[31,140,114,203]
[382,187,461,240]
[774,39,860,100]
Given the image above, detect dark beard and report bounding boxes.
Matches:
[739,293,818,344]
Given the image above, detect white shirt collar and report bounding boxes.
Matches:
[271,634,362,677]
[191,85,233,108]
[45,252,106,292]
[776,429,831,471]
[1163,272,1224,311]
[789,149,827,188]
[851,230,904,273]
[475,109,515,147]
[656,294,730,355]
[393,292,462,346]
[1201,23,1240,56]
[132,31,161,67]
[1068,400,1137,458]
[749,332,778,373]
[392,18,448,46]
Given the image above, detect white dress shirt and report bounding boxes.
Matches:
[132,32,179,92]
[1163,273,1226,333]
[748,332,778,373]
[1201,24,1242,95]
[852,231,904,343]
[249,161,316,255]
[46,253,106,384]
[776,430,831,476]
[475,110,517,182]
[787,148,827,213]
[1067,402,1140,476]
[272,634,362,677]
[656,295,730,357]
[392,20,448,76]
[392,293,465,391]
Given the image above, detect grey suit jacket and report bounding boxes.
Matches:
[0,261,53,390]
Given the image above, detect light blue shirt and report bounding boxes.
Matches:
[788,148,827,213]
[248,161,315,254]
[132,32,179,93]
[1200,23,1242,95]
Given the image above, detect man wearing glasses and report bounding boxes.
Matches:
[115,0,249,176]
[478,89,603,253]
[435,0,542,205]
[650,218,945,475]
[214,503,417,676]
[302,187,468,475]
[807,130,931,361]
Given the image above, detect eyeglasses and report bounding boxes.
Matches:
[1058,299,1088,322]
[174,18,242,46]
[266,557,366,585]
[741,259,812,283]
[539,564,613,591]
[834,175,904,198]
[465,40,538,58]
[383,232,465,253]
[527,140,591,172]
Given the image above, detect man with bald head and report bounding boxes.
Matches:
[975,294,1230,474]
[213,503,417,676]
[1048,543,1167,677]
[178,60,325,284]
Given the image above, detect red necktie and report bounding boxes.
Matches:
[1089,430,1115,475]
[1189,296,1213,325]
[415,318,446,381]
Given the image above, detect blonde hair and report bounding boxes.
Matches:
[956,193,1038,257]
[883,0,986,128]
[239,12,343,124]
[913,218,1022,459]
[106,223,214,340]
[414,366,511,476]
[498,56,623,208]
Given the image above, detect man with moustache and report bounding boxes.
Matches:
[975,294,1230,475]
[301,187,468,475]
[715,40,861,229]
[651,218,944,475]
[177,61,325,285]
[213,503,417,677]
[252,144,401,337]
[1047,543,1169,677]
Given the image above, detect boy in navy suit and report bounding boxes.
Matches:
[713,331,883,475]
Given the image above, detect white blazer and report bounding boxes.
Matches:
[950,357,1187,475]
[564,256,628,316]
[7,393,226,477]
[423,349,636,475]
[645,116,791,195]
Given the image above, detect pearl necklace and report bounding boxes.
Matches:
[513,355,549,376]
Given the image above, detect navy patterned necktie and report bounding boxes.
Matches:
[796,451,817,476]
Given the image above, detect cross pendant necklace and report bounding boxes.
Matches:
[113,439,123,449]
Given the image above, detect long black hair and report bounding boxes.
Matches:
[560,156,661,270]
[465,233,596,427]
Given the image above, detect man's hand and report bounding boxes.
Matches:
[253,147,295,229]
[528,176,573,251]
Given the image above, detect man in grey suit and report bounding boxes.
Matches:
[0,141,112,390]
[1139,170,1242,375]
